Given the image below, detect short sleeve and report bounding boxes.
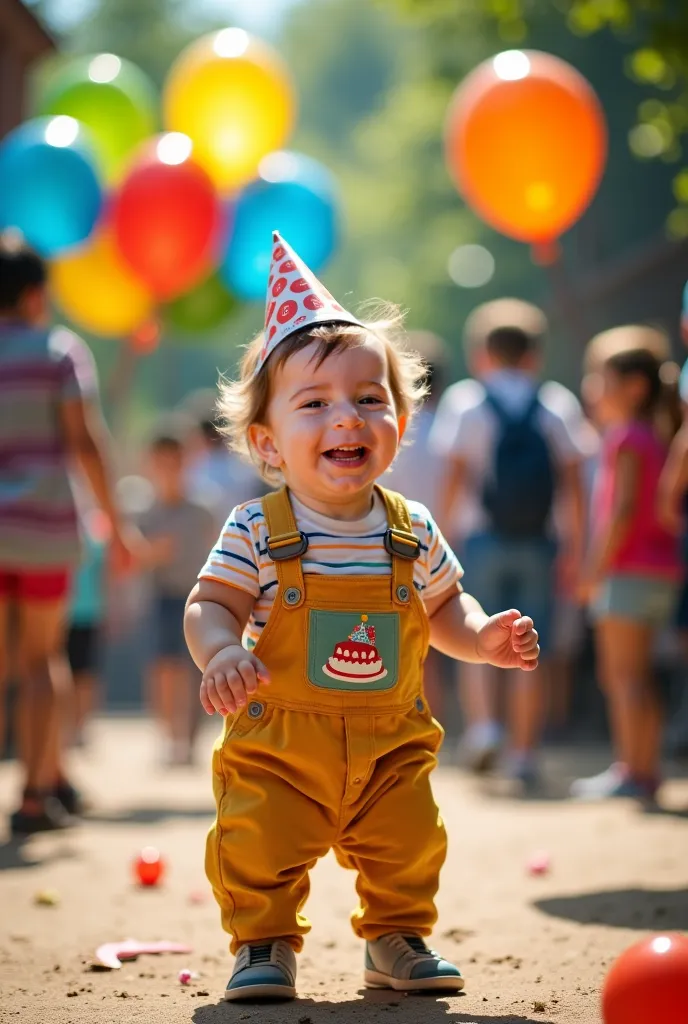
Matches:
[429,380,486,461]
[539,406,583,465]
[50,328,99,400]
[409,503,463,603]
[198,504,260,598]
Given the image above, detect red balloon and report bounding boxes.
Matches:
[113,134,225,299]
[133,846,165,887]
[602,934,688,1024]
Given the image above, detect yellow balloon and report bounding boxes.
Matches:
[51,227,154,337]
[163,28,296,193]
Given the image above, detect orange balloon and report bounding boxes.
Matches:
[445,50,607,244]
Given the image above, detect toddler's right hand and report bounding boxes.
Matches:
[200,645,270,716]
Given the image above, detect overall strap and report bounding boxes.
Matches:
[375,486,419,607]
[262,487,306,608]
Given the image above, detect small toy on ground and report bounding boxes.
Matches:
[179,968,199,985]
[133,846,165,887]
[526,851,551,876]
[602,933,688,1024]
[91,940,192,970]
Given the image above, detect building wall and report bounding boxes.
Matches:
[0,0,54,140]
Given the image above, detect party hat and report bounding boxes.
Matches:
[257,231,364,373]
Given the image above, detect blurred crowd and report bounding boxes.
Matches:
[1,234,688,834]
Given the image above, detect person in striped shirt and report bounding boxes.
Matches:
[0,236,134,835]
[184,233,540,1002]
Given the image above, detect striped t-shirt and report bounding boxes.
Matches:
[199,492,463,649]
[0,323,98,568]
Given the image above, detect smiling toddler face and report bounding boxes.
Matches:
[248,333,403,511]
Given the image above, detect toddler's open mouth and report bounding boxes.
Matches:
[322,445,370,468]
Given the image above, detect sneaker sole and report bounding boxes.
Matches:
[364,969,465,993]
[224,983,296,1002]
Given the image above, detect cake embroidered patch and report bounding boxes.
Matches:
[307,611,398,691]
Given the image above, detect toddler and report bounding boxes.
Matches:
[185,234,539,1001]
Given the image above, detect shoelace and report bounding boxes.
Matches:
[403,936,433,957]
[248,944,274,965]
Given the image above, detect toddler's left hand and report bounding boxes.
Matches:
[475,609,539,671]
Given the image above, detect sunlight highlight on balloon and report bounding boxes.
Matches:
[44,116,80,148]
[157,132,193,166]
[213,28,250,59]
[493,50,530,81]
[88,53,122,84]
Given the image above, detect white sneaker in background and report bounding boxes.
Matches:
[460,721,503,773]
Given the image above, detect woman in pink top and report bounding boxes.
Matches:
[573,328,681,801]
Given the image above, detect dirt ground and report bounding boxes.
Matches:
[0,717,687,1024]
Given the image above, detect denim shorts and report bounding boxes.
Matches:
[590,574,679,628]
[459,532,557,655]
[152,594,189,658]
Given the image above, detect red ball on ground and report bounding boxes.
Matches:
[134,846,165,887]
[602,934,688,1024]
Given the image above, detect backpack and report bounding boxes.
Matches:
[481,389,555,539]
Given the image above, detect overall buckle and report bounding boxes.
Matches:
[266,530,309,561]
[384,528,421,560]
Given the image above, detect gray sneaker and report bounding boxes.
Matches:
[365,934,465,992]
[224,940,297,1001]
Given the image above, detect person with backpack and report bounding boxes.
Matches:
[430,299,585,787]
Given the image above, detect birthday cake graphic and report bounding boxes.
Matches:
[322,615,388,683]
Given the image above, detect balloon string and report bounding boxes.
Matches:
[531,240,561,266]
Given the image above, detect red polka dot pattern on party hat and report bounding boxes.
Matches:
[279,260,296,272]
[265,301,276,328]
[273,245,286,261]
[277,299,298,324]
[304,294,325,311]
[272,277,287,297]
[290,277,310,293]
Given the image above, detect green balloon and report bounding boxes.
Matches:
[165,273,238,334]
[38,54,157,182]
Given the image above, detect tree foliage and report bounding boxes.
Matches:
[280,0,546,371]
[384,0,688,236]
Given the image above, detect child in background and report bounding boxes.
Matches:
[185,234,539,1001]
[573,327,682,801]
[139,422,217,765]
[182,388,267,512]
[0,236,134,834]
[658,297,688,755]
[430,299,585,785]
[66,504,109,747]
[383,331,450,721]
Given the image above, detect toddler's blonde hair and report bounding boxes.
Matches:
[217,302,429,483]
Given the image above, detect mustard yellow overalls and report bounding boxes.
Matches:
[206,485,447,954]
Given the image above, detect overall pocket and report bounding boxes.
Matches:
[307,609,399,692]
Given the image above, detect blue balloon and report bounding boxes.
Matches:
[0,116,103,256]
[220,151,339,302]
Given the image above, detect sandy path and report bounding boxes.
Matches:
[1,718,686,1024]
